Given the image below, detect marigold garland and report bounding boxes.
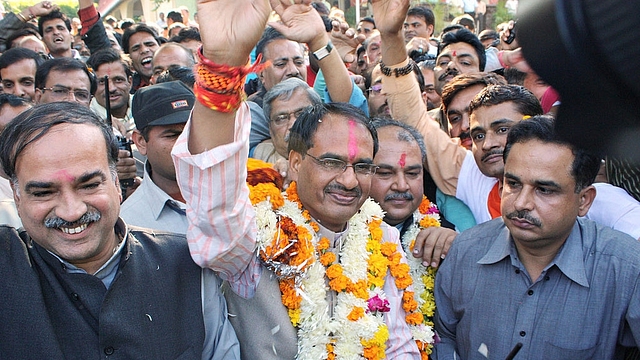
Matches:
[248,159,434,358]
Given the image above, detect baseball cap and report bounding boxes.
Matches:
[132,81,194,132]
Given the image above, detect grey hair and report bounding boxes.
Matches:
[371,117,427,163]
[262,77,322,121]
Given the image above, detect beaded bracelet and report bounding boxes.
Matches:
[380,59,414,78]
[194,46,269,112]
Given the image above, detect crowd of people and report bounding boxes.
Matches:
[0,0,639,359]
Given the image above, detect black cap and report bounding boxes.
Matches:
[132,81,194,132]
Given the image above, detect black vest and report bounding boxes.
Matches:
[0,225,205,359]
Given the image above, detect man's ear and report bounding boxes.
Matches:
[131,130,147,156]
[34,88,43,104]
[288,150,302,182]
[577,185,596,217]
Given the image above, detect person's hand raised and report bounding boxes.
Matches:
[268,0,327,49]
[330,20,365,64]
[197,0,271,66]
[370,0,409,35]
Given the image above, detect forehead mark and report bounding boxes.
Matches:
[452,50,457,57]
[398,153,406,168]
[54,169,75,182]
[348,119,358,162]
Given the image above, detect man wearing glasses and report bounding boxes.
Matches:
[35,58,94,106]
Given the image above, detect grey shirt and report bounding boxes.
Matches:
[434,218,640,359]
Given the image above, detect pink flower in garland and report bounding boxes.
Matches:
[367,294,390,313]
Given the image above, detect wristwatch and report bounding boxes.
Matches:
[312,42,334,61]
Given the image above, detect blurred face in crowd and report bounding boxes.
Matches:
[36,69,92,107]
[268,88,314,158]
[259,39,306,91]
[445,84,484,150]
[370,126,424,226]
[404,15,433,42]
[1,58,38,100]
[94,61,132,118]
[434,42,481,95]
[41,18,72,56]
[127,32,159,79]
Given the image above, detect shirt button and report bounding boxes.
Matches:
[515,269,521,274]
[544,275,550,281]
[71,293,79,301]
[520,331,526,337]
[527,290,534,296]
[104,346,114,355]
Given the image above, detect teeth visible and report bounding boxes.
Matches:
[60,223,88,234]
[141,57,152,65]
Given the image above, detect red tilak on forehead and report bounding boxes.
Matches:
[348,119,358,162]
[452,50,457,57]
[398,153,406,168]
[54,169,75,182]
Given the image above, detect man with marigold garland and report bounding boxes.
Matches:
[172,0,429,359]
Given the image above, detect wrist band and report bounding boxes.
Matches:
[17,12,29,22]
[379,59,414,78]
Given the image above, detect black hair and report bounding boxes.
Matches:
[86,48,133,78]
[441,72,506,113]
[360,17,376,27]
[166,11,183,24]
[504,115,600,192]
[35,58,97,95]
[371,117,427,163]
[121,24,160,54]
[0,47,45,73]
[5,25,40,49]
[38,10,71,36]
[469,84,543,117]
[439,28,486,71]
[170,27,201,43]
[255,27,287,61]
[288,102,378,157]
[407,6,435,28]
[0,102,119,182]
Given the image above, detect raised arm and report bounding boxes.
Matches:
[371,0,466,195]
[269,0,353,102]
[172,0,271,289]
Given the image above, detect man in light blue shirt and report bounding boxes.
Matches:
[434,116,640,359]
[120,81,191,232]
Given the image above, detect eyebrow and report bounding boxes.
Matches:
[319,152,374,164]
[504,172,562,190]
[471,118,516,134]
[24,170,106,193]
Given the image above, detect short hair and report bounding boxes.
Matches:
[255,27,287,62]
[155,42,196,66]
[6,26,41,49]
[121,24,160,54]
[263,78,322,121]
[156,66,195,88]
[0,48,45,74]
[441,72,506,114]
[469,84,543,117]
[35,58,97,95]
[86,48,133,78]
[166,11,183,24]
[0,102,119,182]
[502,68,527,85]
[0,93,32,110]
[170,27,201,43]
[407,6,435,28]
[371,118,427,163]
[360,17,376,27]
[503,115,600,192]
[119,18,135,31]
[439,28,486,71]
[288,102,378,157]
[38,10,71,37]
[452,14,475,32]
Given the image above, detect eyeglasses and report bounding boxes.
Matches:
[271,108,307,127]
[305,153,378,176]
[41,86,91,103]
[367,84,383,95]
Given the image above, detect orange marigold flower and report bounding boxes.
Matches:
[419,216,441,228]
[285,182,302,208]
[406,311,424,325]
[320,252,336,266]
[380,242,398,256]
[309,220,319,231]
[329,275,348,292]
[363,345,384,360]
[396,275,413,290]
[390,263,410,278]
[317,237,330,252]
[417,196,432,214]
[388,252,402,265]
[347,279,369,299]
[326,264,343,279]
[347,306,365,321]
[368,220,384,242]
[409,239,416,252]
[368,253,389,277]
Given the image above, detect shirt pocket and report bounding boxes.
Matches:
[543,340,597,359]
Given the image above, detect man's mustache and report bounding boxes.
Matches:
[384,191,414,201]
[505,210,542,227]
[45,210,101,229]
[438,68,459,81]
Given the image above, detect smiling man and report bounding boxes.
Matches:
[0,102,240,358]
[87,48,134,135]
